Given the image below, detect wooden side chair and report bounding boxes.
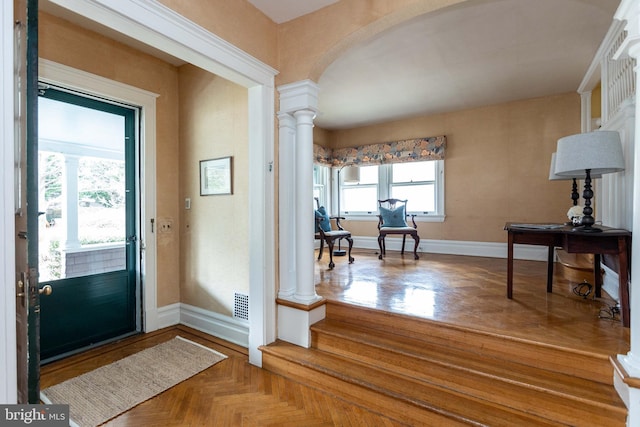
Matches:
[314,198,354,269]
[377,198,420,260]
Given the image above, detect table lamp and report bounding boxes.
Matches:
[554,131,625,232]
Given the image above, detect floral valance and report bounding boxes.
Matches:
[313,135,446,168]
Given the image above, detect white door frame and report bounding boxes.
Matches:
[44,0,278,367]
[1,0,277,402]
[1,0,18,404]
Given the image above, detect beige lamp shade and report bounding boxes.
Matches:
[554,131,625,177]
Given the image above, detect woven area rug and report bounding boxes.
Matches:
[40,336,227,427]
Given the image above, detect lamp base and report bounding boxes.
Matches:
[333,249,347,256]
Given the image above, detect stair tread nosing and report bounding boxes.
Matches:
[261,341,576,427]
[311,319,624,411]
[324,301,613,384]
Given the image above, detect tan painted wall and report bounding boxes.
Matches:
[178,65,250,315]
[156,0,278,70]
[323,92,580,243]
[39,12,181,306]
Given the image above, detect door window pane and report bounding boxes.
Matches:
[38,93,127,281]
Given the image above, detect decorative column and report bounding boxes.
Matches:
[294,109,320,302]
[276,80,325,348]
[612,0,640,424]
[277,112,297,299]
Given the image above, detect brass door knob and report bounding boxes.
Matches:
[39,285,53,296]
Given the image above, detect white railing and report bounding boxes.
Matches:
[604,28,635,123]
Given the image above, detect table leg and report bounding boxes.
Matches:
[507,231,514,299]
[593,254,602,298]
[547,246,554,293]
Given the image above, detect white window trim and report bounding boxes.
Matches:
[338,160,445,222]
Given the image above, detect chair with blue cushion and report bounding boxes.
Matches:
[314,198,354,269]
[377,198,420,260]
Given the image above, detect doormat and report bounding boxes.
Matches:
[40,336,227,427]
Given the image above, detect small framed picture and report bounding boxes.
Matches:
[200,156,233,196]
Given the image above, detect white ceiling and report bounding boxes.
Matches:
[314,0,620,129]
[247,0,339,24]
[41,0,620,131]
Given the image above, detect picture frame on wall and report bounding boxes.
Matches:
[200,156,233,196]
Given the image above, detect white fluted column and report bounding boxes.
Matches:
[613,1,640,424]
[293,109,319,302]
[277,112,297,299]
[276,80,324,348]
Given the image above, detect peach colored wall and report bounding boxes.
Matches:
[324,92,580,243]
[156,0,278,70]
[39,12,181,306]
[178,65,250,316]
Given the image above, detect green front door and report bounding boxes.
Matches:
[37,87,139,361]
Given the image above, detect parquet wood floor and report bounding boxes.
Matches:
[41,326,399,426]
[40,250,630,425]
[316,249,629,356]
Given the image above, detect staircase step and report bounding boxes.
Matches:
[325,300,614,385]
[261,340,560,427]
[311,319,626,426]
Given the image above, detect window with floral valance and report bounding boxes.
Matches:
[314,136,446,220]
[313,135,446,167]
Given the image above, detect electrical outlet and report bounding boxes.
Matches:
[158,218,174,233]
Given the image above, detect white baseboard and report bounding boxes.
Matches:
[157,303,180,329]
[155,302,249,348]
[352,236,550,261]
[180,303,249,347]
[602,264,620,302]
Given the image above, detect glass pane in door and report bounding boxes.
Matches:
[38,96,126,282]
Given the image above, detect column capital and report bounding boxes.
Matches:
[293,109,317,124]
[277,112,297,130]
[277,79,319,115]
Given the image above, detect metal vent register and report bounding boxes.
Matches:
[233,292,249,321]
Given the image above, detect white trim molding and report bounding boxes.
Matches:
[39,59,161,333]
[1,0,17,404]
[156,303,249,348]
[180,303,249,348]
[45,0,278,367]
[351,236,551,261]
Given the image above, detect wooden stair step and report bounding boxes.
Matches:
[261,340,561,427]
[325,300,613,385]
[311,319,626,426]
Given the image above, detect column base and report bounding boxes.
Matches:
[276,297,326,348]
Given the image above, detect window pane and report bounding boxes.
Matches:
[392,161,435,183]
[392,184,435,212]
[343,186,378,212]
[349,165,378,185]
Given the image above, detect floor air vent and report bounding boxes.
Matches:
[234,292,249,321]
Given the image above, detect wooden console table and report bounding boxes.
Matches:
[504,222,631,327]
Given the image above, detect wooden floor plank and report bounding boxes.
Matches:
[40,250,629,425]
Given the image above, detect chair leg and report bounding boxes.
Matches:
[346,235,354,264]
[378,235,385,260]
[412,233,420,260]
[326,238,336,269]
[401,234,407,254]
[318,239,324,260]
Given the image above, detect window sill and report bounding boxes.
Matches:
[342,214,445,223]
